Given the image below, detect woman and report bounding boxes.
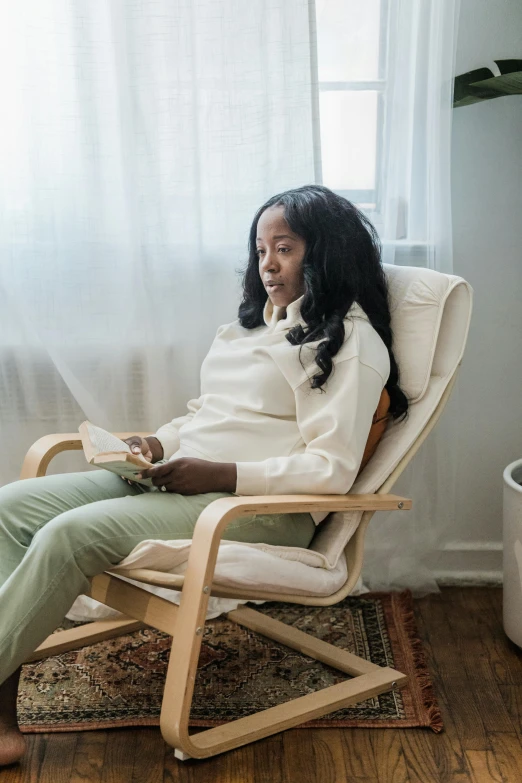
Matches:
[0,184,407,766]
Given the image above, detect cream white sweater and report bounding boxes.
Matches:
[155,295,390,524]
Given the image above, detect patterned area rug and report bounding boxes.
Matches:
[18,590,442,733]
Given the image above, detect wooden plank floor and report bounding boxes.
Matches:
[1,587,521,783]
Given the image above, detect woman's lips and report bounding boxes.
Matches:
[267,283,283,292]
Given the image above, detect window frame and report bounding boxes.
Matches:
[313,0,390,216]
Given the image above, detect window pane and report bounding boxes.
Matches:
[319,91,377,191]
[315,0,381,81]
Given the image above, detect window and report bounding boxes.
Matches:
[314,0,388,215]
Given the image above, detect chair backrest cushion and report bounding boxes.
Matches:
[384,264,462,403]
[355,264,465,478]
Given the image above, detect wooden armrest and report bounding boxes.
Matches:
[204,493,411,518]
[184,493,411,572]
[104,493,410,592]
[176,493,410,605]
[108,493,411,591]
[20,432,152,479]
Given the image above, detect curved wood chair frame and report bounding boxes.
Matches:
[21,370,457,760]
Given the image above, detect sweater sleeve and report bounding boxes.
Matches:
[154,396,203,460]
[235,357,387,496]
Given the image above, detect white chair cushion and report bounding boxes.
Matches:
[385,264,459,403]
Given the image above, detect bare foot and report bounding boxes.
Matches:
[0,724,26,767]
[0,667,25,766]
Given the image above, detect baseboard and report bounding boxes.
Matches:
[429,540,503,586]
[434,570,503,587]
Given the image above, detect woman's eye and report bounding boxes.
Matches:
[257,247,290,255]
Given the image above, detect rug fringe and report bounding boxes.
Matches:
[397,589,444,734]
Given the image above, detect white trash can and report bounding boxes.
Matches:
[503,458,522,648]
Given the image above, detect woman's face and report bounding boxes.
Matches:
[256,206,306,308]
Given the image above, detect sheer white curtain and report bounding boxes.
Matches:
[378,0,460,272]
[362,0,462,592]
[0,0,315,484]
[0,0,460,593]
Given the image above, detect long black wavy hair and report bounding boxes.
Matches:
[237,184,409,421]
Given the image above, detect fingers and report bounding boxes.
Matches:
[139,462,172,480]
[153,473,171,489]
[137,461,175,492]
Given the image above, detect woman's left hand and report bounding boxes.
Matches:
[137,458,237,495]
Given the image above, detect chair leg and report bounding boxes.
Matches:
[162,606,407,760]
[26,618,144,662]
[226,606,381,675]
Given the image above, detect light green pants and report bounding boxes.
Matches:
[0,470,315,686]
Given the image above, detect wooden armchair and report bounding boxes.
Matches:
[22,264,472,761]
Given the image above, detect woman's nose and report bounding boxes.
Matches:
[261,251,278,272]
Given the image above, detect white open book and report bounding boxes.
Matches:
[79,421,155,487]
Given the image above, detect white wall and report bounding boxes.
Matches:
[434,0,522,583]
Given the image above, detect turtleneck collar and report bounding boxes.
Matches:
[262,294,305,331]
[262,295,368,332]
